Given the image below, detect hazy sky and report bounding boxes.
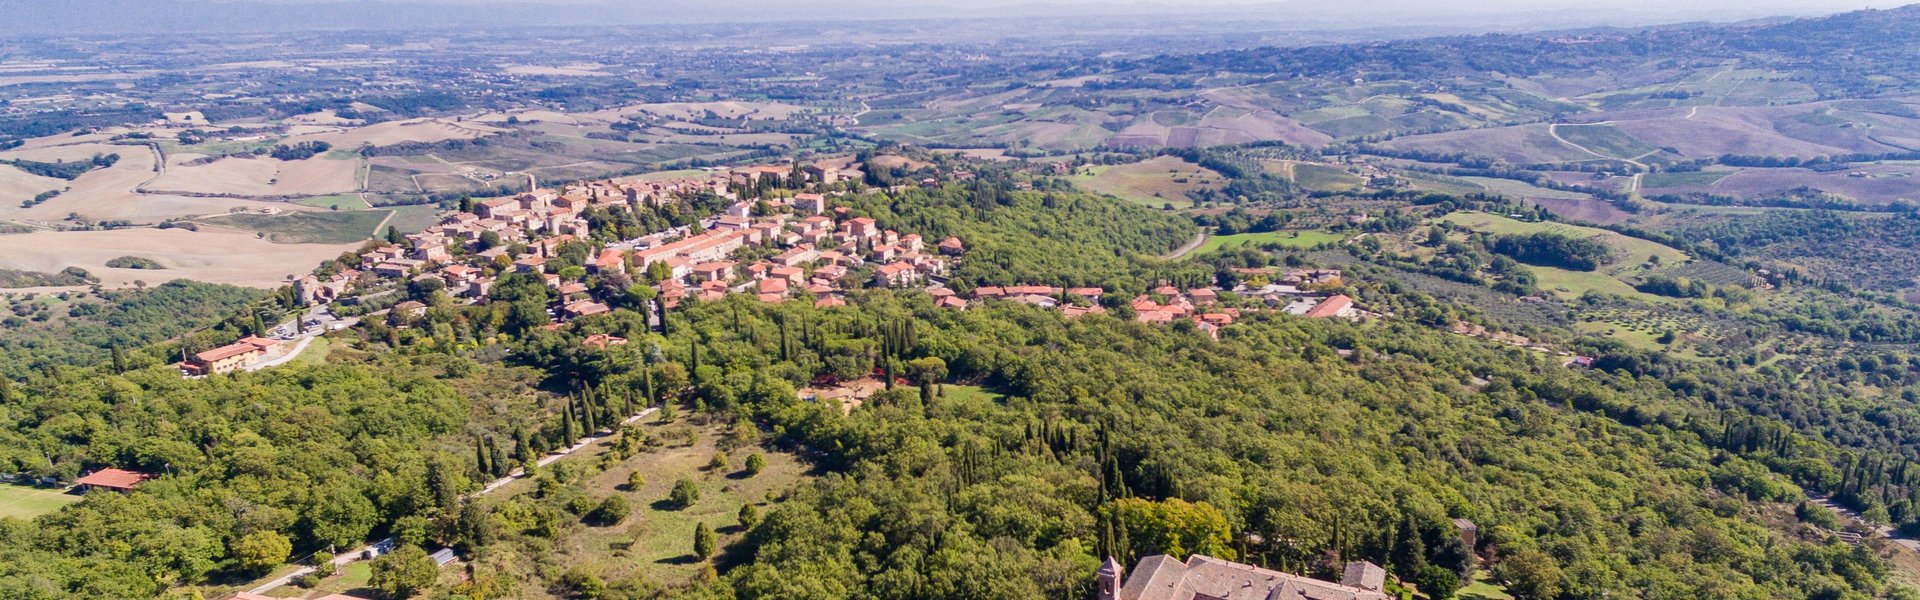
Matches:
[4,0,1917,36]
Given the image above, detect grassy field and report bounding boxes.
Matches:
[1066,156,1225,208]
[1442,212,1690,300]
[198,210,390,244]
[941,384,1003,404]
[479,416,813,590]
[0,484,80,520]
[1200,230,1344,254]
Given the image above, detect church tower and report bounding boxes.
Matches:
[1097,556,1124,600]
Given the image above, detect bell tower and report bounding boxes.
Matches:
[1097,556,1124,600]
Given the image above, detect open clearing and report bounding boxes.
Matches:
[480,417,812,591]
[1066,156,1225,208]
[0,484,80,521]
[0,228,356,288]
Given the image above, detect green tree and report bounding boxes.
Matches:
[1414,564,1460,600]
[739,504,761,529]
[588,495,631,526]
[369,544,438,600]
[1106,497,1236,561]
[743,452,767,477]
[1498,549,1563,600]
[625,471,647,491]
[669,478,700,509]
[232,530,292,574]
[693,522,716,560]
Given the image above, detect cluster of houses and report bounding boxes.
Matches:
[291,170,963,325]
[945,276,1360,339]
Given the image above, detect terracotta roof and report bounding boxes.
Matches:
[1305,295,1354,319]
[194,341,267,363]
[75,468,153,490]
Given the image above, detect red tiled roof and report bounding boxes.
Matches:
[1305,295,1354,319]
[75,468,153,490]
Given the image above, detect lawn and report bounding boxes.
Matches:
[1458,570,1514,600]
[197,210,391,244]
[1066,156,1226,209]
[1200,230,1344,254]
[0,484,81,520]
[291,337,333,367]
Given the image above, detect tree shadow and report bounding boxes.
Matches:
[650,499,687,511]
[655,554,700,566]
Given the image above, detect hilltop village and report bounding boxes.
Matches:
[177,160,1360,375]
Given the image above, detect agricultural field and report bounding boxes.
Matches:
[0,227,355,288]
[0,484,80,521]
[1459,176,1592,201]
[1290,163,1365,193]
[197,209,391,244]
[1199,230,1344,254]
[386,204,445,235]
[1381,124,1601,165]
[1641,171,1731,188]
[1065,156,1225,208]
[294,194,368,210]
[149,153,360,197]
[0,142,293,224]
[1645,165,1920,205]
[1553,123,1663,161]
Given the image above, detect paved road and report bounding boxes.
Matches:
[248,406,660,595]
[1160,229,1210,260]
[1811,495,1920,552]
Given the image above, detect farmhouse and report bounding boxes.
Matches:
[1099,554,1390,600]
[180,336,277,375]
